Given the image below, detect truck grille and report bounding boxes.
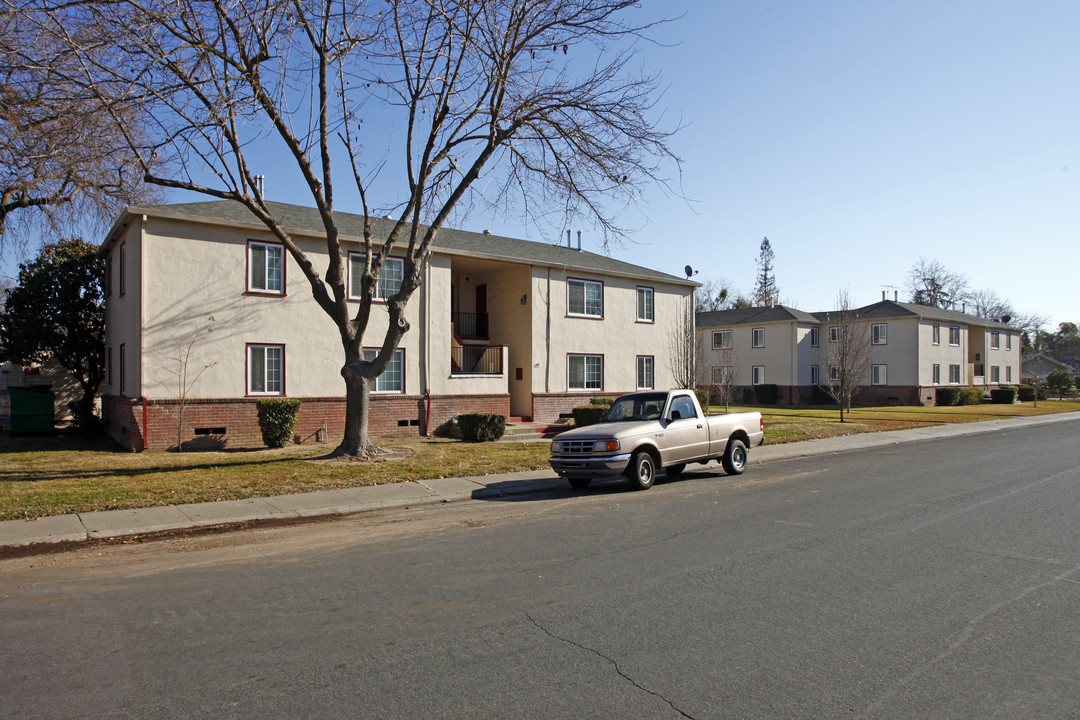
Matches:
[556,439,595,455]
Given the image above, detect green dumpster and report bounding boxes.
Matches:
[5,386,55,434]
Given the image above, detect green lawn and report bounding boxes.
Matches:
[2,400,1077,520]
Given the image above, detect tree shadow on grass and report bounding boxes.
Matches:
[0,454,303,483]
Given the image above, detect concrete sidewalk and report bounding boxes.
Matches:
[3,411,1078,552]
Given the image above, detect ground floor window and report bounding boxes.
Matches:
[636,355,654,390]
[990,365,1000,383]
[568,354,603,391]
[810,365,819,385]
[752,365,765,385]
[1006,365,1012,383]
[949,364,961,384]
[248,344,284,395]
[872,364,887,385]
[932,364,941,385]
[363,348,405,393]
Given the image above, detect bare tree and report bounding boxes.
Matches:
[968,289,1014,321]
[157,316,216,451]
[905,258,969,309]
[707,346,739,413]
[752,236,777,307]
[695,276,735,311]
[669,296,703,390]
[819,290,873,422]
[34,0,678,456]
[0,7,158,248]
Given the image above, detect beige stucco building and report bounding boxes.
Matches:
[697,301,1023,406]
[99,201,696,450]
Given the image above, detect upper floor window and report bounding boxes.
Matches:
[349,253,403,301]
[363,348,405,393]
[872,364,887,385]
[1006,334,1012,351]
[636,355,654,390]
[752,327,765,348]
[248,240,284,295]
[949,326,961,346]
[568,353,603,390]
[119,242,127,296]
[568,279,603,318]
[712,330,732,350]
[990,331,1000,350]
[636,287,654,322]
[872,323,887,345]
[106,257,113,296]
[248,344,284,395]
[810,327,819,347]
[932,324,941,345]
[829,326,842,343]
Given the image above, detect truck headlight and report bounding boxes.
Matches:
[596,439,620,452]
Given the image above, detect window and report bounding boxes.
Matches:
[872,364,887,385]
[119,344,126,395]
[711,366,733,385]
[712,330,732,350]
[932,324,941,345]
[363,348,405,393]
[829,326,842,343]
[669,394,697,420]
[636,287,654,322]
[119,242,126,296]
[248,344,284,395]
[810,327,819,347]
[752,328,765,348]
[1006,334,1012,351]
[568,354,603,390]
[990,365,1000,383]
[829,365,839,382]
[949,364,961,384]
[949,326,960,346]
[107,347,113,386]
[990,331,1000,350]
[872,323,887,345]
[932,364,941,385]
[752,366,765,385]
[349,254,403,300]
[810,365,819,385]
[568,279,603,317]
[1006,365,1012,382]
[636,356,654,390]
[248,240,285,294]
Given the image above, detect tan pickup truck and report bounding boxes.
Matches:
[549,389,764,490]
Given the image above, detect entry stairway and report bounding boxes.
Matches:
[501,417,571,442]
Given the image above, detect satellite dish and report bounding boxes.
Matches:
[684,265,694,278]
[1001,315,1012,324]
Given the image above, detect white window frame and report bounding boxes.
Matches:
[1006,334,1012,351]
[810,364,819,385]
[990,365,1000,383]
[567,354,603,391]
[248,240,285,295]
[248,344,285,396]
[872,323,887,345]
[752,365,765,385]
[712,330,732,350]
[349,253,404,301]
[711,366,733,385]
[829,365,839,382]
[872,364,887,386]
[810,327,819,347]
[829,326,842,343]
[949,326,961,346]
[567,279,603,318]
[990,331,1000,350]
[636,287,654,323]
[932,324,941,345]
[752,327,765,348]
[949,363,961,384]
[636,355,654,390]
[1006,365,1012,382]
[932,364,941,385]
[362,347,405,393]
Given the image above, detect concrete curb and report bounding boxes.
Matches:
[4,411,1078,553]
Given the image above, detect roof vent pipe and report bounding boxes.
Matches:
[882,290,886,301]
[566,229,571,248]
[576,230,582,251]
[895,290,898,301]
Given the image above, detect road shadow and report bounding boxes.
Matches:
[471,466,731,503]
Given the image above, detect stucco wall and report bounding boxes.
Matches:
[103,221,144,399]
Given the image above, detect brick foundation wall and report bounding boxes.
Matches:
[104,393,510,451]
[531,392,633,423]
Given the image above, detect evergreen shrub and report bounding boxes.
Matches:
[458,412,507,442]
[256,398,302,448]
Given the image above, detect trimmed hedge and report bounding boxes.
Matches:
[1017,386,1037,402]
[458,412,506,442]
[754,384,779,405]
[958,387,984,405]
[935,387,961,406]
[694,388,710,412]
[256,398,302,448]
[812,385,837,405]
[572,406,609,427]
[990,387,1017,404]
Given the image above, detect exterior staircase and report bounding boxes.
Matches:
[501,417,572,442]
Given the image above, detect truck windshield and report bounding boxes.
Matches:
[606,392,668,422]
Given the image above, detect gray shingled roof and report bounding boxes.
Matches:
[111,200,694,286]
[698,299,1019,331]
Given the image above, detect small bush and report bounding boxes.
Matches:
[812,385,836,405]
[572,406,609,427]
[754,384,779,405]
[694,388,710,412]
[458,412,506,442]
[936,387,961,406]
[589,397,614,407]
[1017,385,1036,402]
[990,387,1017,404]
[256,398,302,448]
[958,387,985,405]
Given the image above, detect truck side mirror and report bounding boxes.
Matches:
[670,410,682,421]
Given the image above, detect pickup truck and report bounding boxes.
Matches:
[548,389,764,490]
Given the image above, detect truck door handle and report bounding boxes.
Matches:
[697,423,703,429]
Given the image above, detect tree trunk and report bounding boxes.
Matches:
[335,360,378,457]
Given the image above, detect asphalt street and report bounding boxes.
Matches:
[3,419,1080,718]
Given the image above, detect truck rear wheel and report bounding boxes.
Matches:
[626,451,656,490]
[722,439,748,475]
[568,477,591,489]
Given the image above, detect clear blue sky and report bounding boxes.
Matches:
[6,1,1075,329]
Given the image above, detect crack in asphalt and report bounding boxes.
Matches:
[524,612,695,719]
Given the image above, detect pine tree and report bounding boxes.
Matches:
[752,237,778,307]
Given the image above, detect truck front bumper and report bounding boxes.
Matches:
[549,453,632,478]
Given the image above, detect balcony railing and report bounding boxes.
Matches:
[451,345,504,375]
[452,311,488,339]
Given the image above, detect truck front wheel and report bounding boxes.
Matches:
[722,439,748,475]
[626,451,656,490]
